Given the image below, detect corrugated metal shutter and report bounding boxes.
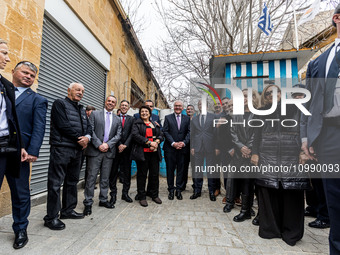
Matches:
[31,16,106,195]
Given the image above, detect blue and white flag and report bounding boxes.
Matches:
[258,3,273,36]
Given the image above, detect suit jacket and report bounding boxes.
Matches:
[85,110,122,158]
[301,45,334,147]
[16,87,48,157]
[163,113,190,153]
[191,112,217,153]
[117,114,134,148]
[134,112,162,128]
[0,75,23,177]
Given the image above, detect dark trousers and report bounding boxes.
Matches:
[6,161,31,233]
[258,185,304,246]
[109,148,132,196]
[136,152,159,200]
[315,125,340,255]
[44,146,83,221]
[164,150,185,192]
[311,178,329,222]
[0,155,31,233]
[183,152,190,190]
[193,150,214,194]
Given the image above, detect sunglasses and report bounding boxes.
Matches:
[15,61,38,73]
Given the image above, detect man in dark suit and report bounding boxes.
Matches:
[190,100,218,201]
[0,40,28,249]
[109,100,134,204]
[83,95,122,215]
[301,5,340,254]
[8,61,47,249]
[163,100,190,200]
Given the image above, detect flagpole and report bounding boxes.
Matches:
[293,0,299,50]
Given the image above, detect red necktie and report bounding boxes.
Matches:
[122,115,126,128]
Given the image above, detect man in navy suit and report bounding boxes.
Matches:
[301,5,340,254]
[163,100,190,200]
[7,61,47,248]
[0,40,28,249]
[190,100,218,201]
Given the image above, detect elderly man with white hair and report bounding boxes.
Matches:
[43,82,92,230]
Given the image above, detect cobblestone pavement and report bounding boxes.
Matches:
[0,178,330,255]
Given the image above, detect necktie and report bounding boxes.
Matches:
[122,115,126,128]
[200,114,205,127]
[325,45,340,113]
[104,112,111,142]
[176,114,181,130]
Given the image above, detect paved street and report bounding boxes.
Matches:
[0,178,329,255]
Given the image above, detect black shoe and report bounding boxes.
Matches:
[13,229,28,249]
[135,194,140,201]
[83,205,92,216]
[250,208,255,216]
[190,192,201,200]
[44,218,65,230]
[233,210,251,222]
[223,203,234,213]
[308,219,330,229]
[252,213,259,226]
[122,194,133,203]
[99,201,115,209]
[110,195,117,205]
[60,210,84,219]
[175,191,183,200]
[168,191,174,200]
[209,193,216,201]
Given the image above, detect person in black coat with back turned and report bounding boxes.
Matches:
[163,100,190,200]
[131,106,163,207]
[251,84,310,246]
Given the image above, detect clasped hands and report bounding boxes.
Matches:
[173,141,185,150]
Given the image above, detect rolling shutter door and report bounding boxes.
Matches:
[31,16,107,195]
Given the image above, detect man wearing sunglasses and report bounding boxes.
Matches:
[7,61,48,249]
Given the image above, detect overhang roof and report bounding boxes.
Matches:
[209,48,318,81]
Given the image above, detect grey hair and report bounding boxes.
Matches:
[174,100,184,106]
[69,82,84,89]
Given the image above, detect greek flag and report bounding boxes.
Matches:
[258,3,273,36]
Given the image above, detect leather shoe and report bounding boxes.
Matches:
[110,195,117,205]
[223,203,234,213]
[175,191,183,200]
[190,192,201,200]
[13,229,28,249]
[209,193,216,201]
[152,197,162,204]
[252,213,259,226]
[308,219,330,229]
[99,201,115,209]
[214,189,220,197]
[168,191,174,200]
[139,199,148,207]
[122,194,133,203]
[83,205,92,216]
[44,218,65,230]
[60,210,84,219]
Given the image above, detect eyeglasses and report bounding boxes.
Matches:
[15,61,38,73]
